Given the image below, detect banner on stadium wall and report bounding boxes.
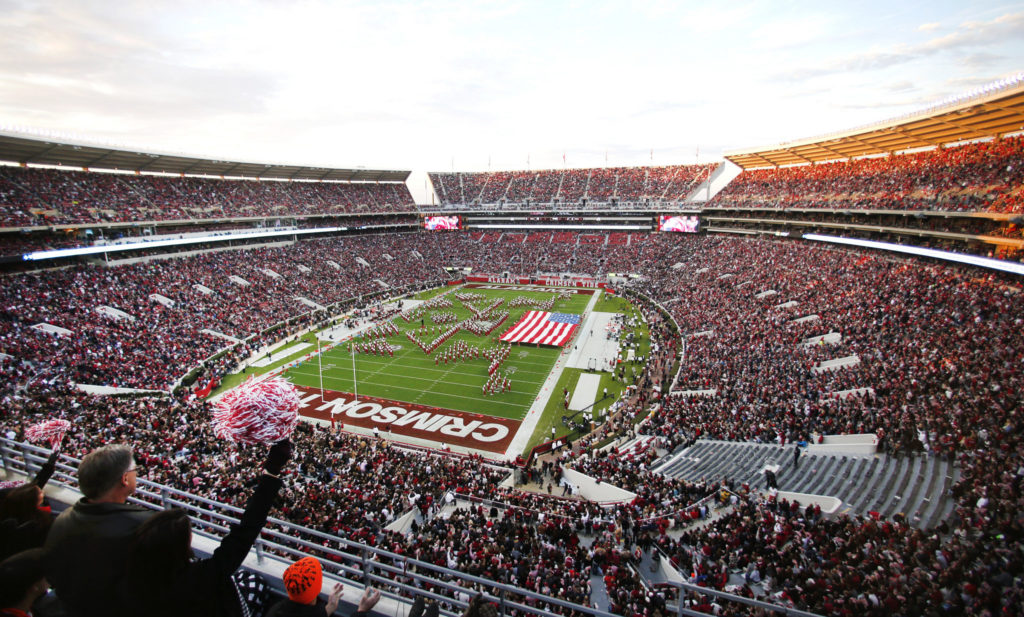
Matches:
[465,284,596,295]
[466,274,605,288]
[466,275,531,284]
[532,277,606,289]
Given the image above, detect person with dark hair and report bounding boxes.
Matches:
[404,595,438,617]
[0,447,60,561]
[462,594,497,617]
[265,556,380,617]
[0,548,51,617]
[116,439,293,617]
[0,484,52,563]
[43,444,152,617]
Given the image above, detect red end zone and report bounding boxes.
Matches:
[294,385,520,454]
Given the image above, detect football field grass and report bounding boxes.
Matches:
[283,286,591,420]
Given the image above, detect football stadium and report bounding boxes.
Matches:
[1,5,1024,617]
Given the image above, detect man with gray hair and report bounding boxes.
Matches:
[44,444,153,617]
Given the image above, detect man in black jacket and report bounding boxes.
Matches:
[43,444,153,617]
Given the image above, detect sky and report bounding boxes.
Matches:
[0,0,1022,202]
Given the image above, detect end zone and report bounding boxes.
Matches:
[294,385,520,455]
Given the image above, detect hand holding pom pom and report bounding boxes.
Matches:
[263,439,292,476]
[25,419,72,449]
[213,376,300,445]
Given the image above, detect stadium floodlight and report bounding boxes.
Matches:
[803,234,1024,276]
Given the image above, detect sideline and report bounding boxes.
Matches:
[505,290,603,458]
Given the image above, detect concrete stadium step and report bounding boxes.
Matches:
[849,457,886,513]
[806,456,839,495]
[702,447,736,481]
[819,456,855,496]
[803,456,838,494]
[866,457,899,513]
[653,444,690,475]
[885,455,923,519]
[849,457,872,492]
[917,458,947,528]
[836,458,867,496]
[614,435,657,460]
[871,456,910,514]
[933,469,959,529]
[657,440,786,485]
[589,572,610,611]
[740,446,780,486]
[921,459,958,529]
[790,455,827,493]
[902,455,934,523]
[777,457,805,491]
[689,442,730,479]
[660,442,713,477]
[671,441,721,477]
[790,457,818,493]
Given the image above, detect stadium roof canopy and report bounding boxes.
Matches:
[725,76,1024,169]
[0,130,410,182]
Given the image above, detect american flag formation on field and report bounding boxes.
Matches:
[499,311,581,347]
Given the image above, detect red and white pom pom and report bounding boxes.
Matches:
[25,419,72,448]
[213,376,300,445]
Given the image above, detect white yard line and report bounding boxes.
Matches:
[288,368,527,412]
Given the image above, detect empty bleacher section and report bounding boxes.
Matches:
[712,134,1024,213]
[0,164,416,226]
[428,163,715,208]
[655,440,957,528]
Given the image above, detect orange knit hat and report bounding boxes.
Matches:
[283,557,323,604]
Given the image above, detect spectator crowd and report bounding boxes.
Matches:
[428,164,714,208]
[713,135,1024,213]
[0,165,416,226]
[2,227,1024,616]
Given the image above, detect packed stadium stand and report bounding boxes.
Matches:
[3,80,1024,617]
[0,165,416,226]
[712,135,1024,213]
[428,163,715,208]
[4,229,1024,615]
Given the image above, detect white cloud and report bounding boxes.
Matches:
[773,11,1024,82]
[0,1,1021,175]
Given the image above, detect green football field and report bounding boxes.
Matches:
[282,286,592,420]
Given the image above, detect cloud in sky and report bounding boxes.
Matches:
[0,0,1021,186]
[772,11,1024,82]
